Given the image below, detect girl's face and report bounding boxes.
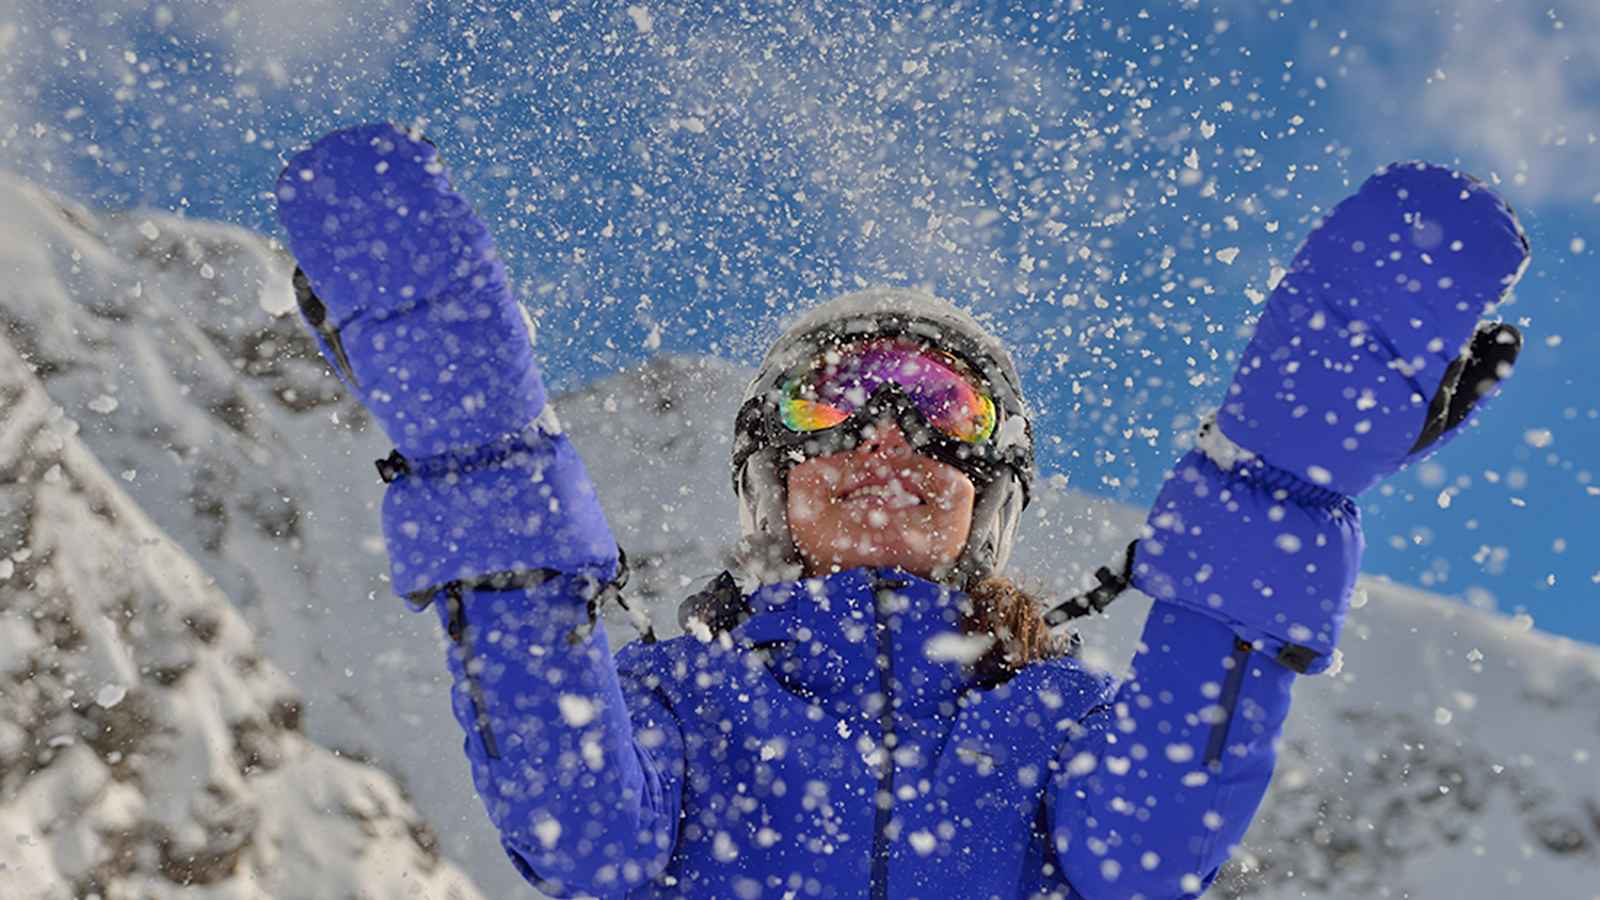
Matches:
[786,419,976,579]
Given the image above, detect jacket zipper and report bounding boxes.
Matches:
[1203,638,1254,771]
[869,583,897,900]
[445,583,502,760]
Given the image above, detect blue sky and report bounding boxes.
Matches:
[3,0,1596,642]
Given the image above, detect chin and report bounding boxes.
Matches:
[794,504,969,580]
[816,538,954,578]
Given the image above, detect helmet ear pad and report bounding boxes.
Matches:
[732,447,806,587]
[947,467,1025,587]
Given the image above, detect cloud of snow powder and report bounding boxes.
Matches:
[0,0,410,199]
[1311,0,1600,204]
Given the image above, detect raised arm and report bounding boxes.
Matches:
[275,124,683,896]
[1049,162,1530,897]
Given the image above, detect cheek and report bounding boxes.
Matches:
[787,488,823,523]
[786,461,839,526]
[930,467,976,513]
[931,475,969,509]
[928,470,976,544]
[955,476,977,513]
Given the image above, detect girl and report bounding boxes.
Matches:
[276,124,1527,899]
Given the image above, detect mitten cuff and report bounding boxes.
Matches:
[379,419,618,603]
[1131,447,1363,674]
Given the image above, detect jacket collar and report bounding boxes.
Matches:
[729,567,984,719]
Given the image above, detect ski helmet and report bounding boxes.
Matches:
[729,287,1036,588]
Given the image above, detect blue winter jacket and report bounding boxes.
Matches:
[420,479,1296,899]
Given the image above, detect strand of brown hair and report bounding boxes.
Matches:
[960,576,1071,684]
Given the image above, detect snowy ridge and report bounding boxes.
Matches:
[2,173,1598,898]
[1224,578,1600,898]
[0,172,504,898]
[0,318,480,896]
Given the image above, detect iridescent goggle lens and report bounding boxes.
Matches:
[779,337,998,443]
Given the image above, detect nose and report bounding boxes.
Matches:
[858,418,911,455]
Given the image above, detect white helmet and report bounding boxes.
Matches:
[727,287,1036,589]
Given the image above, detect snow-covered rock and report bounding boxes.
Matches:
[0,328,481,897]
[3,171,1597,898]
[0,171,520,896]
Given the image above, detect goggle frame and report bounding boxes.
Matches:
[732,318,1034,504]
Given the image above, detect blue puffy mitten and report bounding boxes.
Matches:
[1134,163,1529,672]
[275,123,616,602]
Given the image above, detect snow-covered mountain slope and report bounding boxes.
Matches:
[3,172,1598,898]
[997,448,1600,899]
[0,173,519,898]
[0,315,482,897]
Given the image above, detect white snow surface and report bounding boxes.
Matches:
[2,173,1598,898]
[0,283,481,895]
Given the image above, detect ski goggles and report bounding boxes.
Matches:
[779,337,998,444]
[732,318,1035,504]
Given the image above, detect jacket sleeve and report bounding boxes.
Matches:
[1047,601,1295,899]
[428,563,686,898]
[1047,443,1352,898]
[276,123,687,895]
[398,427,687,897]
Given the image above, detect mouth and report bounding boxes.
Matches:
[837,476,926,508]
